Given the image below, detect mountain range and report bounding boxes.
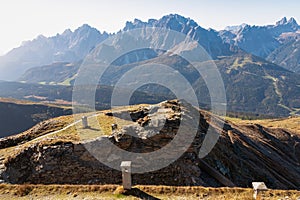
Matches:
[0,24,109,80]
[0,14,300,117]
[220,16,300,72]
[0,14,299,79]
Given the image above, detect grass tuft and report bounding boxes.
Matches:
[14,184,33,197]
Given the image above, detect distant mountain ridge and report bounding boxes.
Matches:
[1,14,300,117]
[18,52,300,117]
[0,24,109,80]
[221,17,299,53]
[124,14,235,58]
[0,14,237,81]
[1,14,300,80]
[220,17,300,72]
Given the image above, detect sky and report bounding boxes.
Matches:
[0,0,299,55]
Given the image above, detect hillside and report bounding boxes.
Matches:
[13,15,300,118]
[0,81,170,110]
[17,53,300,117]
[220,17,299,59]
[18,61,81,85]
[267,39,300,73]
[214,54,300,116]
[0,98,72,137]
[0,25,108,80]
[227,116,300,134]
[0,100,299,190]
[84,53,300,117]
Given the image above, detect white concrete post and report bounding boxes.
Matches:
[252,182,268,199]
[82,116,88,128]
[121,161,132,189]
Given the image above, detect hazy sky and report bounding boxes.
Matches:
[0,0,299,55]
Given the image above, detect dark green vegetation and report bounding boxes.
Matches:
[0,81,73,103]
[0,81,169,108]
[215,54,300,116]
[16,52,300,117]
[0,98,72,137]
[0,81,170,138]
[19,62,81,85]
[100,53,300,116]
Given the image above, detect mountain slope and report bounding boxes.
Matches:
[18,61,81,85]
[0,25,108,80]
[267,39,300,73]
[98,53,300,116]
[1,100,299,189]
[1,14,300,117]
[57,40,298,117]
[17,26,300,116]
[219,17,300,59]
[213,54,300,116]
[0,14,236,81]
[0,81,171,111]
[2,14,300,80]
[123,14,235,59]
[0,98,72,137]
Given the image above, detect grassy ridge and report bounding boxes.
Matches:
[226,116,300,135]
[0,184,299,199]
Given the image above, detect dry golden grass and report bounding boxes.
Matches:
[0,184,120,199]
[0,114,74,145]
[97,113,135,135]
[1,104,299,199]
[226,116,300,135]
[1,103,149,147]
[0,184,299,200]
[0,97,48,105]
[74,105,146,140]
[0,106,142,163]
[71,112,135,141]
[0,97,72,109]
[0,115,78,162]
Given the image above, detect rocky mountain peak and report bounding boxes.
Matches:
[73,24,101,36]
[161,14,196,24]
[61,28,72,36]
[158,14,199,31]
[123,14,200,32]
[123,19,150,31]
[276,17,288,26]
[275,17,299,29]
[287,17,299,26]
[76,23,92,30]
[224,23,248,34]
